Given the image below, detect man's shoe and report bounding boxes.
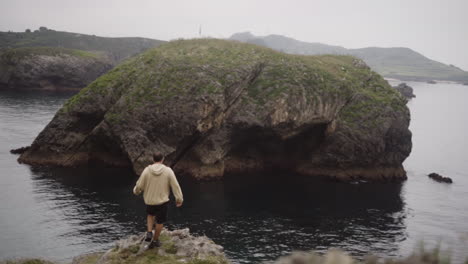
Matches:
[145,231,153,242]
[148,240,161,249]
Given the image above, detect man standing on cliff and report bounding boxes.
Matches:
[133,152,183,249]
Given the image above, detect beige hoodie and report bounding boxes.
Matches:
[133,163,183,206]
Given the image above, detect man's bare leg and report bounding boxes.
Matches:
[147,215,155,232]
[153,223,163,241]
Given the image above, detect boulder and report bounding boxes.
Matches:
[18,39,412,181]
[393,83,415,99]
[0,47,113,91]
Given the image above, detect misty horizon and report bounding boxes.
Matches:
[1,0,467,71]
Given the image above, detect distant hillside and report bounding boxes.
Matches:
[349,47,468,82]
[230,32,468,82]
[0,27,165,63]
[0,47,113,91]
[230,32,347,55]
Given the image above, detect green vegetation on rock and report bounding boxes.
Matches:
[65,38,405,118]
[65,230,229,264]
[2,247,462,264]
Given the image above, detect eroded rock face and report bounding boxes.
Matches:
[18,39,412,181]
[0,47,113,91]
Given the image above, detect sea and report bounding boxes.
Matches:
[0,82,467,263]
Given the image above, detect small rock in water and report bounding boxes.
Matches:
[428,173,453,183]
[10,146,30,154]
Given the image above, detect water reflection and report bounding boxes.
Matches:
[29,166,143,246]
[28,166,407,263]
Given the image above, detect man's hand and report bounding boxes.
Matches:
[133,186,142,196]
[176,202,183,207]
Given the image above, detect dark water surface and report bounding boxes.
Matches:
[0,84,467,263]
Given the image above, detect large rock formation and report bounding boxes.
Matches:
[18,39,412,181]
[0,47,113,91]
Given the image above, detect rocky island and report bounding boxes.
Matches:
[0,47,112,91]
[18,39,412,181]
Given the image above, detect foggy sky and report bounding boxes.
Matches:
[1,0,467,70]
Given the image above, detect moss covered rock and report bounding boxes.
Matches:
[73,229,228,264]
[1,229,228,264]
[18,39,411,181]
[0,47,112,91]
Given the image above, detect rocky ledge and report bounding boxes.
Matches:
[18,39,412,181]
[73,228,228,264]
[0,47,112,91]
[1,229,228,264]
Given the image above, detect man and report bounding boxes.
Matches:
[133,152,183,248]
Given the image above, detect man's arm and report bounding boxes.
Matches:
[133,167,148,195]
[169,169,183,207]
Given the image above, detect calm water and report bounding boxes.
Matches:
[0,83,467,263]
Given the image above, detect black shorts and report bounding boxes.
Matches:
[146,202,169,224]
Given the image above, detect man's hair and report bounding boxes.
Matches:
[153,152,164,162]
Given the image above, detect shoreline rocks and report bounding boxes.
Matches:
[18,39,412,182]
[2,245,452,264]
[74,228,228,264]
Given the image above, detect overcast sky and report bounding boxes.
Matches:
[1,0,467,70]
